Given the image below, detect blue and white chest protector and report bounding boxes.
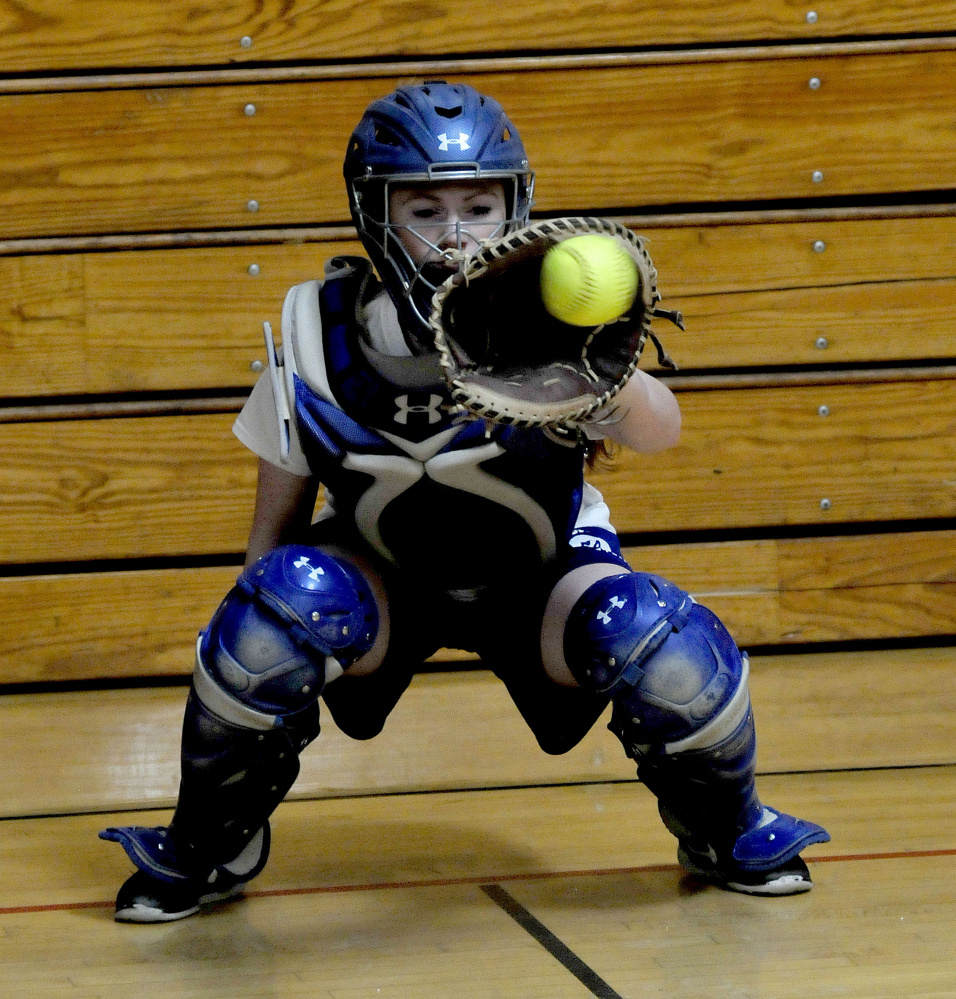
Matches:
[266,258,615,591]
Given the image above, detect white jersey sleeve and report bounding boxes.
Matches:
[574,481,616,534]
[233,368,313,477]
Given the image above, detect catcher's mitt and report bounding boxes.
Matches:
[430,217,682,429]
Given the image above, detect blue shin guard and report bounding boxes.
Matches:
[566,571,830,892]
[638,708,830,890]
[102,544,378,886]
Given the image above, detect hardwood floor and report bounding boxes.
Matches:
[1,656,953,998]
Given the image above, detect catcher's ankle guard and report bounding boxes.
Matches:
[728,808,830,871]
[100,822,271,886]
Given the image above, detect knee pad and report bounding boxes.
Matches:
[199,544,379,718]
[564,571,747,747]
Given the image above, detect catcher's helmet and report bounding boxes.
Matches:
[344,81,535,348]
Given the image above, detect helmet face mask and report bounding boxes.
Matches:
[344,82,535,350]
[355,173,525,338]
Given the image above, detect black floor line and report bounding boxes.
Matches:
[481,883,624,999]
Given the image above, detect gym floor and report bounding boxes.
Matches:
[2,657,954,998]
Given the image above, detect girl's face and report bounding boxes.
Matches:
[387,180,508,268]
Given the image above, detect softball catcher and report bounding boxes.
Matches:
[101,81,828,922]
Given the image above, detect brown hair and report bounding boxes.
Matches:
[585,437,617,471]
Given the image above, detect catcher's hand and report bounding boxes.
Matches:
[430,217,682,429]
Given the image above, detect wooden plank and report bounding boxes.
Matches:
[0,769,951,917]
[639,213,956,295]
[627,532,956,646]
[593,379,956,532]
[514,839,956,999]
[0,648,953,816]
[4,531,956,686]
[688,583,956,647]
[664,278,956,370]
[629,531,956,594]
[47,241,351,396]
[1,379,955,563]
[0,241,338,397]
[1,2,953,74]
[2,51,956,237]
[0,565,238,685]
[0,413,257,564]
[2,777,951,999]
[4,214,956,397]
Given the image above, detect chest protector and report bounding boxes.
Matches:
[287,259,589,591]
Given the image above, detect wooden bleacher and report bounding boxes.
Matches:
[1,4,954,994]
[1,0,953,775]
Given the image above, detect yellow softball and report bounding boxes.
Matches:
[539,234,639,326]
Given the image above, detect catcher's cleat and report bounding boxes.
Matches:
[101,823,270,923]
[677,844,816,896]
[113,868,250,923]
[673,806,829,897]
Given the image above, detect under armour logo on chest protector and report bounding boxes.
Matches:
[394,393,444,425]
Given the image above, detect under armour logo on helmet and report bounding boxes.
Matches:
[394,394,443,425]
[438,132,471,152]
[596,595,627,625]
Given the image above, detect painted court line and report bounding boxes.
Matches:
[1,848,953,915]
[481,883,624,999]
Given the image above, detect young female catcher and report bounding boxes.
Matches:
[101,81,829,922]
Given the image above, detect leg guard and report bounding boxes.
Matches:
[102,544,379,879]
[201,543,379,716]
[565,572,829,879]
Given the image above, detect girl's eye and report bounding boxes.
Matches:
[467,205,493,218]
[411,208,438,220]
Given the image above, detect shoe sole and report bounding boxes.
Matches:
[678,848,814,896]
[722,873,813,896]
[115,901,202,923]
[114,884,247,924]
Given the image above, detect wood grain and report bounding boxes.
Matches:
[0,565,238,685]
[0,1,953,73]
[0,772,948,999]
[3,531,956,686]
[0,649,952,817]
[665,278,956,369]
[593,379,956,532]
[2,51,956,237]
[4,214,956,397]
[0,413,257,563]
[640,213,956,294]
[2,379,955,563]
[628,532,956,645]
[628,530,956,592]
[0,771,951,999]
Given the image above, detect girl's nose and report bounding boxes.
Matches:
[437,219,477,254]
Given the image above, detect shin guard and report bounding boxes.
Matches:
[565,571,830,873]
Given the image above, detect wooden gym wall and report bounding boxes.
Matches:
[1,2,956,687]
